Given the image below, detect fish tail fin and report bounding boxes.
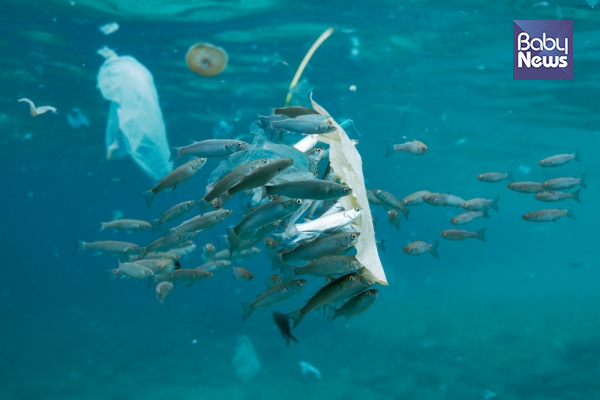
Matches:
[476,228,487,242]
[566,206,576,220]
[74,237,86,253]
[258,116,273,130]
[196,199,208,216]
[384,141,396,158]
[580,173,587,189]
[574,149,580,162]
[506,169,514,183]
[266,251,284,271]
[401,207,410,222]
[572,189,581,203]
[102,268,117,285]
[241,303,254,322]
[149,219,160,234]
[226,228,239,255]
[390,216,400,231]
[286,310,305,328]
[99,222,106,232]
[281,264,296,282]
[160,298,170,310]
[325,305,337,322]
[430,240,439,259]
[138,190,155,208]
[482,208,490,219]
[146,276,154,288]
[169,146,182,162]
[491,195,500,212]
[289,333,299,344]
[376,239,386,253]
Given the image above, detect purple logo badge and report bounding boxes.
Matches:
[513,20,573,80]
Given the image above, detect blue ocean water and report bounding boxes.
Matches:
[1,1,599,399]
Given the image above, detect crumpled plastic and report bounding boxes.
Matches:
[311,95,387,286]
[97,51,172,180]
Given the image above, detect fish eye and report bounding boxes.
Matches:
[343,188,349,193]
[375,190,381,195]
[354,208,360,212]
[351,234,357,239]
[295,281,302,286]
[348,276,355,281]
[237,142,243,147]
[295,199,302,204]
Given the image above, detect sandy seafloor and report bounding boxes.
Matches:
[1,0,600,399]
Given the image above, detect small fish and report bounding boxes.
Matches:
[270,105,319,118]
[542,174,586,190]
[169,209,232,234]
[202,243,216,261]
[273,312,298,346]
[196,159,269,215]
[388,209,400,230]
[149,200,195,234]
[74,238,145,256]
[145,232,196,253]
[385,140,427,157]
[264,237,279,252]
[286,268,373,327]
[522,207,576,222]
[233,267,254,282]
[451,209,490,225]
[196,260,231,274]
[139,158,207,207]
[265,274,282,288]
[134,258,175,275]
[477,170,513,183]
[281,255,362,281]
[373,189,410,220]
[401,190,430,207]
[169,241,197,257]
[259,114,335,135]
[241,279,306,321]
[224,158,293,200]
[440,228,487,242]
[213,247,261,261]
[169,139,248,161]
[100,219,152,232]
[326,289,379,322]
[103,261,154,284]
[538,150,580,167]
[18,98,57,116]
[462,196,500,212]
[152,269,212,285]
[287,208,362,242]
[423,193,465,207]
[403,240,439,258]
[136,252,180,261]
[534,189,580,203]
[507,181,545,193]
[155,282,173,309]
[265,180,352,200]
[233,198,305,237]
[271,232,360,268]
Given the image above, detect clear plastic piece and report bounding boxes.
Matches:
[97,52,173,180]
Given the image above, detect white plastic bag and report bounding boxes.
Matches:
[97,52,172,180]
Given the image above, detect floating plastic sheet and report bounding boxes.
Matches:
[310,95,387,285]
[97,50,172,180]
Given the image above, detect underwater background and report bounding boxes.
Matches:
[1,0,599,399]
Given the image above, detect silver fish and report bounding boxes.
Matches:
[265,180,352,200]
[100,219,152,232]
[156,282,173,309]
[423,193,465,207]
[451,209,490,225]
[103,261,154,284]
[196,158,269,215]
[534,189,580,203]
[139,158,207,207]
[387,209,400,231]
[169,209,232,234]
[259,114,336,135]
[403,240,439,258]
[477,170,513,183]
[233,198,305,236]
[74,239,145,256]
[287,208,362,241]
[134,258,175,275]
[385,140,427,157]
[153,269,212,285]
[461,196,500,212]
[233,266,254,282]
[542,174,586,190]
[282,255,362,281]
[241,279,306,321]
[326,289,379,322]
[169,139,248,161]
[440,228,487,242]
[196,260,232,274]
[401,190,430,207]
[270,105,319,118]
[507,181,545,193]
[149,200,195,233]
[373,189,410,219]
[286,268,373,327]
[522,207,576,222]
[225,158,293,199]
[538,150,579,167]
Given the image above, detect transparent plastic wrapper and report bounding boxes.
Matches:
[311,95,387,285]
[97,51,172,180]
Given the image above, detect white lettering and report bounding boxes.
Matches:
[517,32,530,51]
[531,55,542,68]
[518,51,531,68]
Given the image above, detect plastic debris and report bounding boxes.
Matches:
[232,336,261,382]
[97,49,173,181]
[17,98,57,117]
[299,361,321,379]
[67,107,89,128]
[99,22,119,35]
